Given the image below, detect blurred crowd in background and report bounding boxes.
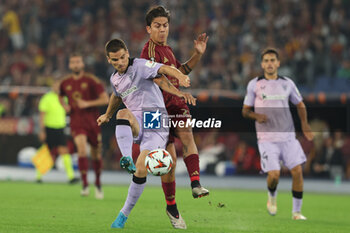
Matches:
[1,0,350,93]
[1,0,350,179]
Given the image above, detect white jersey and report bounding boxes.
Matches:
[243,75,303,142]
[110,58,165,112]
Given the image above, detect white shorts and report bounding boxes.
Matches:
[134,113,168,152]
[258,138,306,173]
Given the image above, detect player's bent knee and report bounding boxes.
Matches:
[268,171,280,180]
[116,109,131,120]
[135,165,147,177]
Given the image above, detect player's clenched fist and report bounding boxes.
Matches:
[255,114,268,123]
[97,114,111,126]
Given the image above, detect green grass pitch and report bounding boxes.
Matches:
[0,181,349,233]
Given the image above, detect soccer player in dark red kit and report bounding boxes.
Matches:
[60,53,109,199]
[140,5,209,228]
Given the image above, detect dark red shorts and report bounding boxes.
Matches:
[71,123,101,147]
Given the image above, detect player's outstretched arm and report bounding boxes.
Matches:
[97,93,122,126]
[179,33,209,75]
[158,65,190,87]
[77,92,109,109]
[296,101,314,141]
[153,75,196,106]
[242,105,267,123]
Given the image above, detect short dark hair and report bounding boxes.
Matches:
[69,52,83,59]
[261,48,279,60]
[145,5,170,26]
[105,39,127,56]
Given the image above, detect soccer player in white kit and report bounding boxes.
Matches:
[97,38,195,229]
[242,48,314,220]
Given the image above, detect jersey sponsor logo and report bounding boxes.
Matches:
[66,85,72,91]
[143,109,162,129]
[145,60,157,68]
[261,93,287,100]
[120,85,138,99]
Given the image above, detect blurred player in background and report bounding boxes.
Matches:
[59,53,109,199]
[37,79,78,184]
[98,38,194,229]
[242,48,314,220]
[140,5,209,225]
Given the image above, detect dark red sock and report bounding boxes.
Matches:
[92,159,102,188]
[184,154,200,182]
[78,157,89,187]
[162,181,176,205]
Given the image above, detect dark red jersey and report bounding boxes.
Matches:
[59,72,105,130]
[141,39,190,142]
[140,39,184,107]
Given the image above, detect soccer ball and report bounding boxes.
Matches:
[145,149,173,176]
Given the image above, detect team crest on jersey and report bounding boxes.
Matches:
[81,82,88,89]
[72,91,82,100]
[66,85,72,91]
[282,84,287,90]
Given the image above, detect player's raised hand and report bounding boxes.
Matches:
[178,74,190,87]
[194,33,209,55]
[178,92,196,106]
[97,114,111,126]
[301,122,314,141]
